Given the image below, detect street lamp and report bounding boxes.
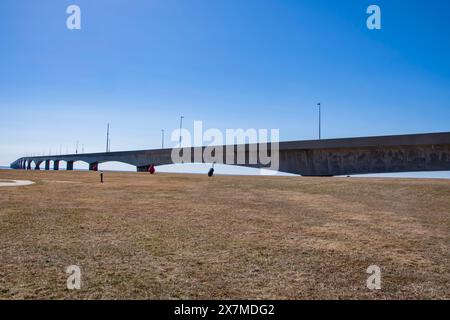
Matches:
[317,103,322,140]
[179,116,184,147]
[161,129,165,149]
[106,123,110,152]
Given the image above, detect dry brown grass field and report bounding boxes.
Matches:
[0,169,449,299]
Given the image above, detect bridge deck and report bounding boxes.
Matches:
[11,132,450,176]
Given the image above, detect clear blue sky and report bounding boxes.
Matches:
[1,0,449,176]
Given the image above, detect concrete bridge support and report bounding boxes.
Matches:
[34,161,41,170]
[53,160,59,171]
[27,161,31,170]
[89,162,98,171]
[67,161,74,171]
[45,160,50,171]
[137,165,151,172]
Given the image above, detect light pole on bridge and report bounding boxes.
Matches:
[317,102,322,140]
[179,116,184,147]
[106,123,110,153]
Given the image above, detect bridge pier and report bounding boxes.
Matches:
[45,160,50,171]
[34,161,41,170]
[53,160,59,171]
[67,161,74,171]
[89,162,98,171]
[137,165,150,172]
[27,161,31,170]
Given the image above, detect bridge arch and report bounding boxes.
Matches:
[156,163,285,176]
[73,160,90,171]
[95,161,136,172]
[54,160,66,170]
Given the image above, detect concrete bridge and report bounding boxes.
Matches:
[10,132,450,176]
